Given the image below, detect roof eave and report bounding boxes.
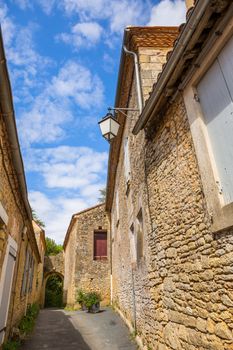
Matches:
[132,0,210,135]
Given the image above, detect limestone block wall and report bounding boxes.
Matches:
[64,224,76,305]
[111,43,171,338]
[142,95,233,349]
[139,47,170,102]
[110,46,233,348]
[111,76,153,333]
[0,115,40,339]
[64,204,110,306]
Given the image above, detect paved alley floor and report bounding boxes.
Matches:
[20,307,137,350]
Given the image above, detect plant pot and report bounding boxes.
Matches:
[88,302,100,313]
[81,302,87,311]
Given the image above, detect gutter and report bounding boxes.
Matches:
[0,28,41,262]
[132,0,210,134]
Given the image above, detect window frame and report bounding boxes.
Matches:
[93,229,108,261]
[183,22,233,233]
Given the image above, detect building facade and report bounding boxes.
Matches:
[106,1,233,349]
[63,204,110,306]
[0,30,45,346]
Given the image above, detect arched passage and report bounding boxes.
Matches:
[42,272,64,308]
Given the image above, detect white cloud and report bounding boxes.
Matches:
[28,145,108,243]
[54,0,149,49]
[29,191,89,243]
[148,0,186,26]
[18,61,104,145]
[13,0,32,10]
[58,22,103,48]
[25,146,108,190]
[0,3,52,103]
[36,0,57,15]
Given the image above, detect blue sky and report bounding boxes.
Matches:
[0,0,186,243]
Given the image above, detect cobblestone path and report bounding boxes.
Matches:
[20,307,137,350]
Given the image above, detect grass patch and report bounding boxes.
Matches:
[3,340,20,350]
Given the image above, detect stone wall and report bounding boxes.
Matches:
[110,41,233,349]
[0,115,41,342]
[64,221,77,305]
[142,94,233,350]
[111,74,152,336]
[64,204,110,306]
[111,42,171,342]
[139,47,171,103]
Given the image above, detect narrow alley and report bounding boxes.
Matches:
[20,308,137,350]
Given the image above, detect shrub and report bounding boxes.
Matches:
[84,292,101,309]
[76,290,85,305]
[18,303,39,335]
[3,341,20,350]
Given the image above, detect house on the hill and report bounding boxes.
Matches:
[63,204,110,306]
[103,0,233,349]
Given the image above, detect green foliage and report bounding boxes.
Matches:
[76,289,86,305]
[32,209,45,228]
[45,275,63,308]
[45,237,63,256]
[3,304,39,349]
[83,292,101,309]
[3,341,20,350]
[98,188,106,203]
[18,303,40,335]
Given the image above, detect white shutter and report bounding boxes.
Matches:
[0,236,17,344]
[124,137,131,183]
[197,56,233,204]
[218,35,233,100]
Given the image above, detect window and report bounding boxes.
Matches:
[136,209,144,261]
[28,255,35,292]
[94,231,107,260]
[21,247,30,297]
[116,190,119,225]
[129,223,137,265]
[124,137,131,183]
[197,35,233,205]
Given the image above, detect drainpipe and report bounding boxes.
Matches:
[123,46,143,114]
[132,0,211,134]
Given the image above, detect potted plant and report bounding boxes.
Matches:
[76,290,87,311]
[84,292,101,313]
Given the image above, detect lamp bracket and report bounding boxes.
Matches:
[108,107,139,118]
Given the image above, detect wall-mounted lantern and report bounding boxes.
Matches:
[98,112,120,142]
[98,107,139,142]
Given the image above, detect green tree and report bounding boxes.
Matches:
[98,188,106,203]
[32,209,45,228]
[45,237,63,256]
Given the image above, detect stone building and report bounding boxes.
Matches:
[63,204,110,306]
[33,221,46,306]
[106,0,233,349]
[0,29,45,346]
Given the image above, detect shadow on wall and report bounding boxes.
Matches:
[19,309,91,350]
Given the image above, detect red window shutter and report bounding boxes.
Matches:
[94,232,107,260]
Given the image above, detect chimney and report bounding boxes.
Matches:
[185,0,194,9]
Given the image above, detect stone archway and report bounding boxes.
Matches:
[41,252,64,307]
[42,271,64,307]
[44,272,64,308]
